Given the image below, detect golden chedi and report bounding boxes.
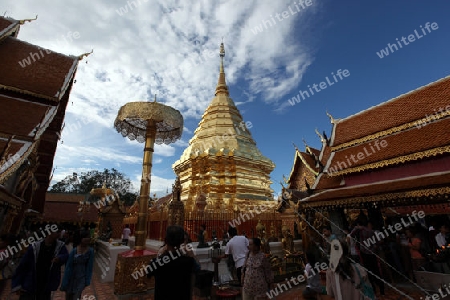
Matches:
[172,43,275,212]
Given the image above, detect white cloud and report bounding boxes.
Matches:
[131,173,174,196]
[4,0,319,192]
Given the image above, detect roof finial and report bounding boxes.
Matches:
[326,110,335,124]
[215,41,229,96]
[77,49,93,61]
[315,128,325,143]
[19,15,38,25]
[292,142,299,152]
[303,138,313,155]
[219,41,225,72]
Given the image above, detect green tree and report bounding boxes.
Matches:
[49,168,138,206]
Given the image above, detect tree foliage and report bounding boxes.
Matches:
[49,168,138,206]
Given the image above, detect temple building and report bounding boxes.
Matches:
[172,43,275,212]
[284,75,450,248]
[0,16,86,234]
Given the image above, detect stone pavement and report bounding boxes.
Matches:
[0,267,435,300]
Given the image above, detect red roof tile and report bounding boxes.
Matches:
[332,76,450,146]
[0,95,50,136]
[313,173,342,190]
[43,201,98,223]
[43,193,98,222]
[327,117,450,174]
[0,37,78,102]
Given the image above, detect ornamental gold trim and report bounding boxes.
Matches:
[302,186,450,208]
[329,145,450,176]
[332,111,450,151]
[288,150,318,182]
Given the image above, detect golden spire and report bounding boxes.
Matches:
[215,42,229,96]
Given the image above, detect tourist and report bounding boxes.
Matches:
[65,231,74,254]
[147,225,199,300]
[345,227,360,263]
[122,224,131,246]
[221,226,249,284]
[350,220,385,295]
[60,228,66,241]
[159,230,199,266]
[60,230,94,300]
[302,250,322,299]
[197,224,209,248]
[405,227,426,271]
[182,231,198,263]
[11,228,68,300]
[435,224,450,247]
[326,239,373,300]
[241,238,273,300]
[322,225,336,255]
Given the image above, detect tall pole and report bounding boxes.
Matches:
[135,120,156,250]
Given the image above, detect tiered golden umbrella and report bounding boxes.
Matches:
[113,99,183,294]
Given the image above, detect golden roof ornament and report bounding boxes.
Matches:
[18,15,38,25]
[77,49,93,61]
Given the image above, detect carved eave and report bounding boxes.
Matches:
[0,184,25,209]
[288,150,319,183]
[302,172,450,208]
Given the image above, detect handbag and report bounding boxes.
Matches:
[354,264,376,300]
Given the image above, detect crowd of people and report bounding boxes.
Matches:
[308,217,450,299]
[3,217,448,299]
[0,226,94,300]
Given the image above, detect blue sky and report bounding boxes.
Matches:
[4,0,450,199]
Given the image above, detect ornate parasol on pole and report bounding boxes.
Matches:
[113,99,183,294]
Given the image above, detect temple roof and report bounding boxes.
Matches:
[302,169,450,207]
[43,193,98,223]
[307,75,450,193]
[331,75,450,148]
[288,149,319,185]
[0,17,20,40]
[0,16,80,213]
[325,116,450,176]
[0,37,78,102]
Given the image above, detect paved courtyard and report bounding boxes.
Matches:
[0,267,435,300]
